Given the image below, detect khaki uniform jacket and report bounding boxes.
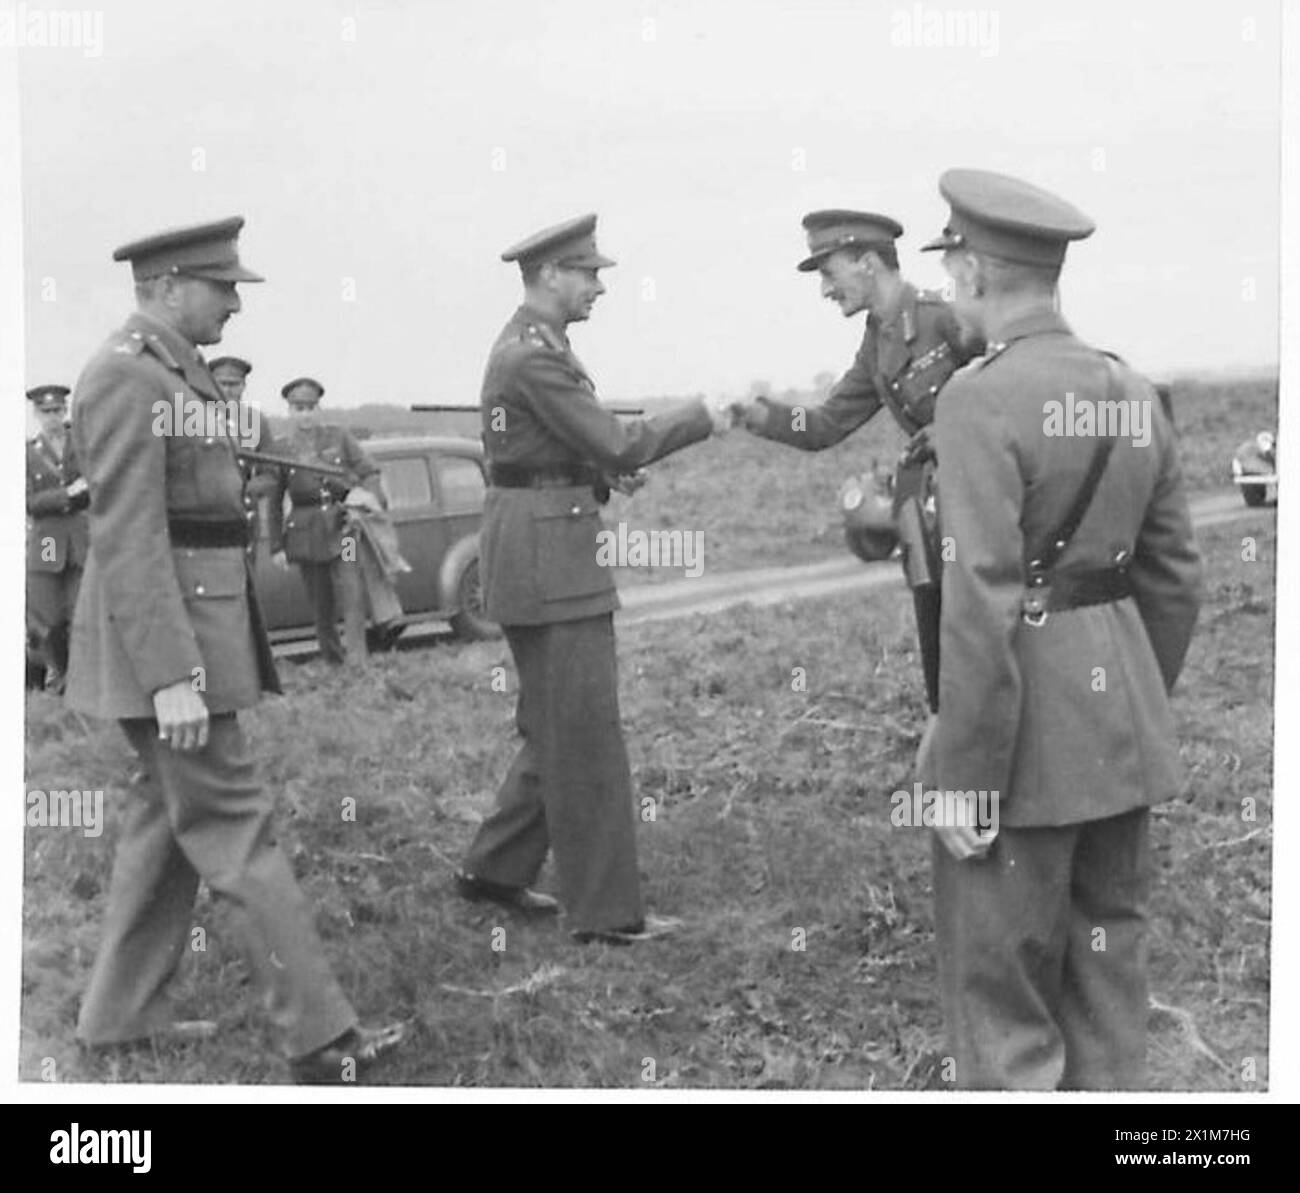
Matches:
[754,283,979,447]
[27,431,89,573]
[479,305,713,626]
[67,312,280,719]
[267,423,381,564]
[930,308,1202,827]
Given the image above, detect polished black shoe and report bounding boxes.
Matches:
[290,1022,406,1085]
[454,870,560,917]
[571,914,683,946]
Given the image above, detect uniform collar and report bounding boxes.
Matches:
[988,305,1071,352]
[870,281,919,344]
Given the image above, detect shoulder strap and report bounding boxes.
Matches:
[1027,355,1121,577]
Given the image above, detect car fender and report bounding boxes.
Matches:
[438,532,481,608]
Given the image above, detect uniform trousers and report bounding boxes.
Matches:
[464,614,644,934]
[76,715,356,1059]
[932,806,1151,1089]
[28,565,82,682]
[296,556,367,665]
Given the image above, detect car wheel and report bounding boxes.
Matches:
[1241,483,1266,508]
[844,525,899,563]
[449,558,499,640]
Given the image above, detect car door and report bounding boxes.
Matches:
[377,451,449,615]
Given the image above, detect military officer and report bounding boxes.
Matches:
[209,355,276,561]
[731,211,983,708]
[455,213,726,944]
[916,170,1202,1088]
[66,217,403,1081]
[267,378,385,667]
[26,383,89,692]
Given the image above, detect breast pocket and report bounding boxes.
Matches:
[893,342,956,427]
[172,548,250,602]
[166,433,243,516]
[532,491,613,603]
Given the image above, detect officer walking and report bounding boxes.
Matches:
[916,170,1202,1088]
[26,383,89,693]
[268,378,388,667]
[731,211,982,708]
[66,217,403,1081]
[455,213,727,944]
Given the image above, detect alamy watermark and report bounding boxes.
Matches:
[1043,393,1151,447]
[152,392,259,441]
[595,522,705,578]
[0,4,103,56]
[890,783,1000,834]
[26,788,104,837]
[890,5,999,57]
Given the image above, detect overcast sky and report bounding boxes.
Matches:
[15,0,1283,415]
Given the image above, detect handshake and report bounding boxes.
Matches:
[705,395,765,435]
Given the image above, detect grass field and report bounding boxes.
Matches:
[21,493,1274,1088]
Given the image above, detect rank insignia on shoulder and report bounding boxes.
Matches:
[113,332,145,356]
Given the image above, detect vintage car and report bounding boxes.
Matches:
[1231,430,1278,508]
[251,433,498,646]
[838,461,900,563]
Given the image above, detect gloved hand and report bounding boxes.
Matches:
[900,426,935,467]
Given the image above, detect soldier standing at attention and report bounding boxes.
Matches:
[67,218,403,1081]
[209,355,276,563]
[917,170,1202,1088]
[26,383,89,693]
[455,213,727,944]
[731,211,982,709]
[268,377,386,667]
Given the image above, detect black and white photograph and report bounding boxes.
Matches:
[6,0,1295,1108]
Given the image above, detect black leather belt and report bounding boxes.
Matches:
[168,519,249,549]
[489,463,598,489]
[1046,566,1133,611]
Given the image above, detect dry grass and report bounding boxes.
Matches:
[20,501,1273,1088]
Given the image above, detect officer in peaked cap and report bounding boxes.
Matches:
[915,169,1201,1089]
[26,383,88,692]
[732,207,982,711]
[65,216,403,1080]
[266,375,389,667]
[455,213,728,944]
[207,357,278,562]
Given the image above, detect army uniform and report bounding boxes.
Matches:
[268,382,382,667]
[208,356,276,562]
[26,386,89,689]
[67,219,359,1062]
[920,171,1202,1088]
[750,212,982,708]
[461,215,714,937]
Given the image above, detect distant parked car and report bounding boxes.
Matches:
[838,462,900,563]
[251,434,498,646]
[1231,430,1278,508]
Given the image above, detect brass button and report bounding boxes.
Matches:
[195,584,206,595]
[570,504,581,515]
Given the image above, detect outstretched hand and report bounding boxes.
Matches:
[606,470,649,496]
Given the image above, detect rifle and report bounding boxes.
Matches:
[411,403,645,416]
[236,448,351,480]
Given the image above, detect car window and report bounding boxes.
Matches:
[380,456,434,510]
[436,455,486,513]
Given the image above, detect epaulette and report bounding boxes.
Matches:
[141,333,181,369]
[111,330,146,356]
[954,340,1011,377]
[524,321,567,353]
[914,288,948,304]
